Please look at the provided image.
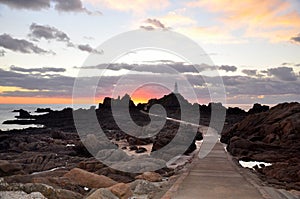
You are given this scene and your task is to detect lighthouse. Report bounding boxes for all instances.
[174,82,178,93]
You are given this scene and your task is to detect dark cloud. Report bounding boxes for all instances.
[144,18,167,29]
[53,0,102,15]
[0,34,54,55]
[0,49,5,56]
[29,23,70,42]
[282,62,300,67]
[77,44,103,54]
[28,23,101,54]
[140,26,155,31]
[0,0,50,10]
[218,65,237,72]
[242,69,257,76]
[0,65,299,104]
[267,67,297,81]
[291,33,300,43]
[77,62,216,74]
[10,65,66,73]
[0,0,101,15]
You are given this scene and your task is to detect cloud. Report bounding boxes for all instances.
[267,67,298,81]
[0,0,101,15]
[0,0,50,10]
[10,66,66,73]
[218,65,237,72]
[28,23,70,42]
[242,69,257,76]
[158,10,197,27]
[77,44,103,54]
[144,18,166,29]
[0,34,54,55]
[140,26,155,31]
[0,64,299,104]
[77,62,216,74]
[187,0,300,42]
[291,33,300,43]
[53,0,102,15]
[28,23,101,54]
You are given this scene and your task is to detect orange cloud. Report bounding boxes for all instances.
[83,0,170,13]
[159,10,197,27]
[187,0,300,42]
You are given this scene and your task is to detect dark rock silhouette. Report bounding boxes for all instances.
[221,102,300,190]
[248,103,269,114]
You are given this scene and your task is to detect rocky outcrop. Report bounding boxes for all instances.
[13,109,32,119]
[248,103,269,114]
[221,102,300,190]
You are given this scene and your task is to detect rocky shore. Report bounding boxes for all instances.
[221,102,300,191]
[1,92,294,198]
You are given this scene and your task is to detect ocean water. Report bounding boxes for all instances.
[0,104,94,131]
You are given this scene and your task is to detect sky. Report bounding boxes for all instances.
[0,0,299,106]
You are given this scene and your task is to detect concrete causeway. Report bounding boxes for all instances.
[163,142,300,199]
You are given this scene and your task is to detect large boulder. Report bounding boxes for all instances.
[63,168,117,188]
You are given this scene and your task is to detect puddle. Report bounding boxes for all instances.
[239,160,272,169]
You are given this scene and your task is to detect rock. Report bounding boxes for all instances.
[51,131,66,139]
[135,171,162,182]
[109,183,133,199]
[96,149,132,163]
[36,108,53,113]
[63,168,117,188]
[2,182,83,199]
[221,102,300,190]
[13,109,31,119]
[130,180,160,195]
[135,147,147,153]
[0,160,23,176]
[54,189,83,199]
[0,191,46,199]
[248,103,269,114]
[86,188,118,199]
[129,145,138,151]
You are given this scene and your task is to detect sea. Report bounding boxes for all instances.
[0,104,94,131]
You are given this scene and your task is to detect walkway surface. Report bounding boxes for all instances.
[164,141,300,199]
